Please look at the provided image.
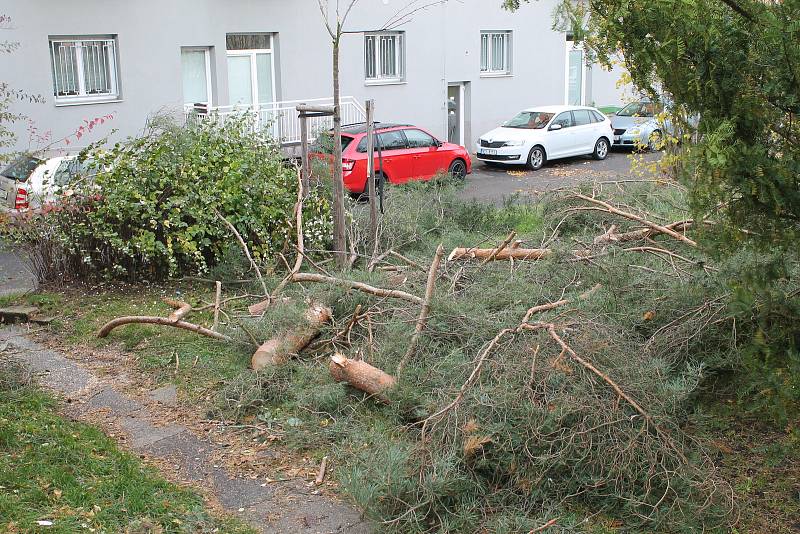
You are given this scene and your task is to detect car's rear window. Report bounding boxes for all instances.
[311,132,355,154]
[1,155,42,182]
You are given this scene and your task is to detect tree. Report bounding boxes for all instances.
[316,0,445,268]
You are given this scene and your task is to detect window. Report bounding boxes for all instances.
[590,110,607,122]
[404,129,437,148]
[377,130,407,150]
[181,48,212,106]
[504,111,554,129]
[552,112,574,129]
[365,32,405,83]
[50,36,119,104]
[480,31,512,75]
[572,109,592,126]
[226,33,275,107]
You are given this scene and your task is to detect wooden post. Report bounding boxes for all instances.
[299,104,310,193]
[365,99,378,247]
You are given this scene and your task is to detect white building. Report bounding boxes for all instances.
[3,0,632,154]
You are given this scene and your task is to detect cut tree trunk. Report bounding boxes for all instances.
[448,247,553,262]
[329,353,396,401]
[251,303,333,370]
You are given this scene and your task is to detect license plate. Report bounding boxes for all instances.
[479,148,497,155]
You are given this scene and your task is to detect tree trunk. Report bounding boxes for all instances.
[331,29,347,268]
[329,353,396,401]
[251,303,332,370]
[448,247,553,262]
[366,99,378,248]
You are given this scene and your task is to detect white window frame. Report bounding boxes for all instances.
[226,47,277,108]
[49,36,120,105]
[364,32,405,85]
[480,31,512,76]
[181,47,213,108]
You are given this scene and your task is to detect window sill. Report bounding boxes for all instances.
[54,98,122,107]
[480,72,513,78]
[364,79,407,87]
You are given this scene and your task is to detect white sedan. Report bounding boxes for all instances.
[476,105,614,170]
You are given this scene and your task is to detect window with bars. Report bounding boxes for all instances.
[364,32,404,83]
[50,37,119,103]
[480,31,512,75]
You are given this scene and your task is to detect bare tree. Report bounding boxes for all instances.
[316,0,446,269]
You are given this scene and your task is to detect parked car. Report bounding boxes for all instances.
[310,123,472,195]
[476,105,613,170]
[1,154,96,212]
[610,100,665,150]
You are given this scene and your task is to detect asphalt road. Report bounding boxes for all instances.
[461,149,662,203]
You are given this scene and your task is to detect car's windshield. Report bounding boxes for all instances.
[0,155,42,182]
[504,111,555,129]
[617,102,656,117]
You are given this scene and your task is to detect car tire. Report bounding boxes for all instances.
[448,159,467,179]
[356,173,385,201]
[648,130,663,151]
[527,146,546,170]
[593,138,610,160]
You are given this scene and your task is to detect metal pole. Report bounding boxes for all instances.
[299,104,310,193]
[365,100,378,245]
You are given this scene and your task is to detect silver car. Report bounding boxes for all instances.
[610,101,665,150]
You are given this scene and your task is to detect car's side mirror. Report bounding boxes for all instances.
[549,123,563,131]
[435,140,443,148]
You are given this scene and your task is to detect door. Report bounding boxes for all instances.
[376,130,410,183]
[403,128,444,180]
[227,50,276,133]
[447,84,463,146]
[566,44,585,106]
[546,111,576,158]
[570,109,596,154]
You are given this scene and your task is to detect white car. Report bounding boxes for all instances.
[1,154,94,212]
[476,105,614,170]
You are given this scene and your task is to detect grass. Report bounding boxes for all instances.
[0,364,254,534]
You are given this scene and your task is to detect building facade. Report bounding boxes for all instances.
[3,0,633,154]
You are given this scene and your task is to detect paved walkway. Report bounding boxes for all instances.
[1,327,370,534]
[0,243,35,297]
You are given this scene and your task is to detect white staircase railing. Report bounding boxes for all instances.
[185,97,367,145]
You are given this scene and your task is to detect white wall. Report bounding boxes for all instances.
[2,0,628,155]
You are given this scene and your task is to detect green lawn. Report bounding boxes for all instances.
[0,374,254,534]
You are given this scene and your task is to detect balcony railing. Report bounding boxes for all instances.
[184,96,367,145]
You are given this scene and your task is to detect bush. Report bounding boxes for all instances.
[7,114,332,281]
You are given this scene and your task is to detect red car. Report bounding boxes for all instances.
[311,123,472,194]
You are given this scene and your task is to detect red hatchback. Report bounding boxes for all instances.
[311,123,472,194]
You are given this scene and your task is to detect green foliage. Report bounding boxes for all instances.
[505,0,800,424]
[0,362,253,533]
[7,114,332,281]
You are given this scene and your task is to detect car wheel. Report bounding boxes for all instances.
[527,146,546,170]
[593,138,609,160]
[648,130,663,151]
[356,173,385,201]
[448,159,467,179]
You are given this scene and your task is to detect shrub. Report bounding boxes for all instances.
[7,113,332,281]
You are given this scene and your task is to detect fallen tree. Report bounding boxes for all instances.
[329,352,396,401]
[251,303,332,369]
[97,299,231,341]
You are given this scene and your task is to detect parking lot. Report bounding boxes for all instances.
[462,149,662,203]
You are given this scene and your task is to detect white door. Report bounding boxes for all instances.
[570,109,596,154]
[565,44,586,106]
[547,111,577,159]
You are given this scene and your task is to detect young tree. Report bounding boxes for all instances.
[316,0,445,268]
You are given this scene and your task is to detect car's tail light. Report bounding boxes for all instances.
[342,159,355,171]
[15,187,29,210]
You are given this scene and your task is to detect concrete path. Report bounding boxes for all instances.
[0,242,35,297]
[0,327,370,534]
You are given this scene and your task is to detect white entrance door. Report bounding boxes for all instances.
[565,43,586,106]
[227,50,276,132]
